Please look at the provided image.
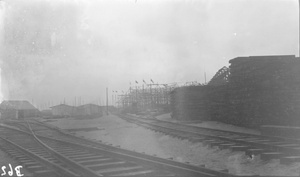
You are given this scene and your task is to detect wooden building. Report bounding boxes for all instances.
[170,55,300,128]
[0,100,39,119]
[76,104,103,117]
[50,104,76,117]
[50,104,103,118]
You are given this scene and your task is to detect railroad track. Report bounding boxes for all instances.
[0,124,79,177]
[117,114,300,164]
[0,120,235,177]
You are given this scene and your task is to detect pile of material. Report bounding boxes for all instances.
[226,55,300,127]
[170,86,210,121]
[170,55,300,128]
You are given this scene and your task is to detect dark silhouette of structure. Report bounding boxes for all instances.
[171,55,300,128]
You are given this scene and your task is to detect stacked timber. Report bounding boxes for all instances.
[170,86,210,121]
[226,55,300,128]
[206,85,230,122]
[170,55,300,128]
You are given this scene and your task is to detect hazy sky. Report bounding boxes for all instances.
[0,0,299,108]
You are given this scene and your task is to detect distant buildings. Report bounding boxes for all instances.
[0,100,39,119]
[0,100,107,119]
[50,103,104,118]
[40,109,52,117]
[76,104,103,117]
[51,104,75,117]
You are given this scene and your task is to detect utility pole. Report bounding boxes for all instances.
[115,94,117,107]
[106,87,108,115]
[129,82,132,106]
[135,86,138,103]
[142,84,144,109]
[150,84,152,109]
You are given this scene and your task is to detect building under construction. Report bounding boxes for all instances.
[117,81,200,113]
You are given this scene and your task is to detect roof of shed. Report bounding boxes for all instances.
[77,104,101,108]
[0,100,37,110]
[50,104,75,108]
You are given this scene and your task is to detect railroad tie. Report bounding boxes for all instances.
[201,139,218,146]
[229,145,250,151]
[280,156,300,164]
[276,144,299,148]
[32,169,56,177]
[188,138,205,143]
[260,152,284,161]
[245,148,266,156]
[209,141,225,147]
[217,143,236,150]
[70,155,107,161]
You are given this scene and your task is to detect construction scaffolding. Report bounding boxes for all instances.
[117,81,200,113]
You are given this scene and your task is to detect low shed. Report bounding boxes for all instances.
[50,104,75,117]
[0,100,39,119]
[76,104,103,117]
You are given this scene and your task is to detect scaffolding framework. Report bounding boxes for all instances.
[117,84,167,111]
[116,81,202,113]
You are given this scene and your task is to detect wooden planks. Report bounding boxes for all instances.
[170,55,300,129]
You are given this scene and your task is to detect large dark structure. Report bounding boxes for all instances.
[170,86,211,121]
[170,55,300,128]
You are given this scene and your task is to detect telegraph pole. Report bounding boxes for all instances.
[106,87,108,115]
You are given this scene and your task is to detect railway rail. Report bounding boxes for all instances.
[0,123,79,177]
[117,114,300,164]
[0,120,235,177]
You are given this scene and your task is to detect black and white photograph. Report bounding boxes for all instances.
[0,0,299,176]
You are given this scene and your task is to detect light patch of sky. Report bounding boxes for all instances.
[0,1,5,102]
[0,0,298,107]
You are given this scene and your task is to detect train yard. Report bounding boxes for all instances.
[1,114,299,176]
[118,114,300,164]
[0,119,235,177]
